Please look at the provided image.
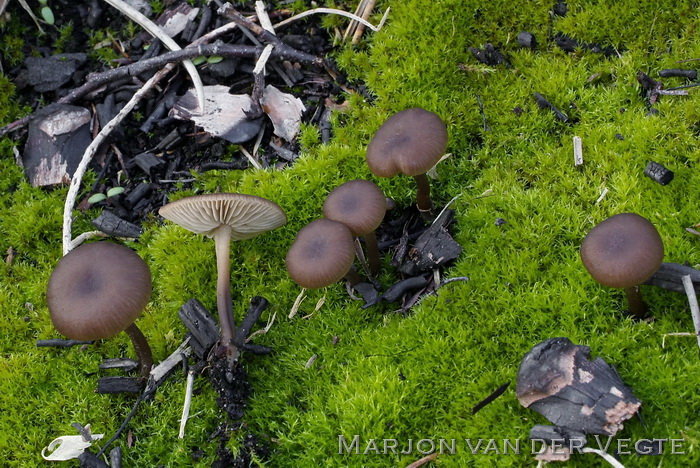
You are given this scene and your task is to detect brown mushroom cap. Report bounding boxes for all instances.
[159,193,287,239]
[322,179,386,236]
[580,213,664,288]
[47,242,152,341]
[286,219,355,289]
[366,108,448,177]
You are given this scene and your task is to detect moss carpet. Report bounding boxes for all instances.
[2,0,700,466]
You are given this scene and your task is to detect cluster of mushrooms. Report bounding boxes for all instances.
[44,104,670,391]
[286,107,450,290]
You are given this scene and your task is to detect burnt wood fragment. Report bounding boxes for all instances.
[644,262,700,294]
[78,450,110,468]
[362,275,430,309]
[36,339,93,347]
[109,447,123,468]
[99,358,139,372]
[25,53,87,92]
[354,282,380,305]
[178,299,219,359]
[233,296,270,347]
[96,376,143,394]
[398,210,462,276]
[534,92,569,123]
[517,337,641,436]
[91,210,142,238]
[644,161,674,185]
[22,104,92,187]
[131,152,165,176]
[517,31,536,49]
[123,182,153,209]
[529,424,587,446]
[658,68,697,80]
[553,0,567,16]
[469,43,510,67]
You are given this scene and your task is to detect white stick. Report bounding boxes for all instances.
[594,187,608,205]
[101,0,204,111]
[681,274,700,348]
[581,448,626,468]
[573,135,583,166]
[62,64,176,255]
[178,370,195,439]
[274,7,390,32]
[255,1,275,34]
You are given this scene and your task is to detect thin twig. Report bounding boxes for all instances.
[405,452,438,468]
[178,370,195,439]
[681,275,700,349]
[351,0,377,44]
[62,64,176,254]
[274,6,390,32]
[101,0,205,111]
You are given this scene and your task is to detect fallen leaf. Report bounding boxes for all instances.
[41,433,104,461]
[261,85,306,142]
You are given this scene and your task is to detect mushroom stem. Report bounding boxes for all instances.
[625,285,649,319]
[364,231,381,277]
[213,225,236,348]
[344,266,363,286]
[413,173,433,212]
[124,323,153,381]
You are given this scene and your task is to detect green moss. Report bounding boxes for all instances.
[2,0,700,466]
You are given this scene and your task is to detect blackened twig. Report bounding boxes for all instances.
[476,94,491,132]
[533,92,568,122]
[233,296,270,346]
[37,339,94,347]
[471,382,510,414]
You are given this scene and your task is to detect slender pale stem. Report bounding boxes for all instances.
[364,231,381,277]
[625,285,648,319]
[413,173,433,212]
[213,225,236,346]
[124,323,153,381]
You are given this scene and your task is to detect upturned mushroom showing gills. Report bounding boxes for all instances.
[366,108,448,213]
[286,218,359,289]
[159,193,286,362]
[47,242,153,380]
[322,179,386,276]
[580,213,664,319]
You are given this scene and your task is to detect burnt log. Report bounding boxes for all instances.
[178,299,219,359]
[516,337,640,436]
[91,210,142,238]
[398,210,462,276]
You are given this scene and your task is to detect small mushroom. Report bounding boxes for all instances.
[159,193,286,362]
[286,219,360,289]
[322,179,387,276]
[366,108,448,213]
[580,213,664,319]
[46,242,153,380]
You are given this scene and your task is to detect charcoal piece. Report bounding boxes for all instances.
[178,299,219,359]
[22,104,92,187]
[123,182,153,209]
[644,261,700,294]
[109,447,122,468]
[398,210,462,276]
[553,0,567,16]
[644,161,674,185]
[658,68,697,80]
[92,210,143,238]
[233,296,269,347]
[529,424,587,446]
[208,58,240,80]
[534,92,569,123]
[469,43,509,66]
[517,31,536,49]
[554,33,578,52]
[24,53,87,92]
[78,450,110,468]
[354,282,379,305]
[95,94,123,140]
[471,382,510,414]
[99,358,139,372]
[96,376,143,394]
[36,339,93,347]
[516,337,641,436]
[132,152,165,175]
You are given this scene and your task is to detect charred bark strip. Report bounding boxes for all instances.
[178,299,219,360]
[517,337,641,436]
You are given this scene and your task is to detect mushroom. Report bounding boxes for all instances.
[46,242,153,380]
[366,108,448,213]
[322,179,387,276]
[159,193,286,361]
[580,213,664,319]
[286,218,361,289]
